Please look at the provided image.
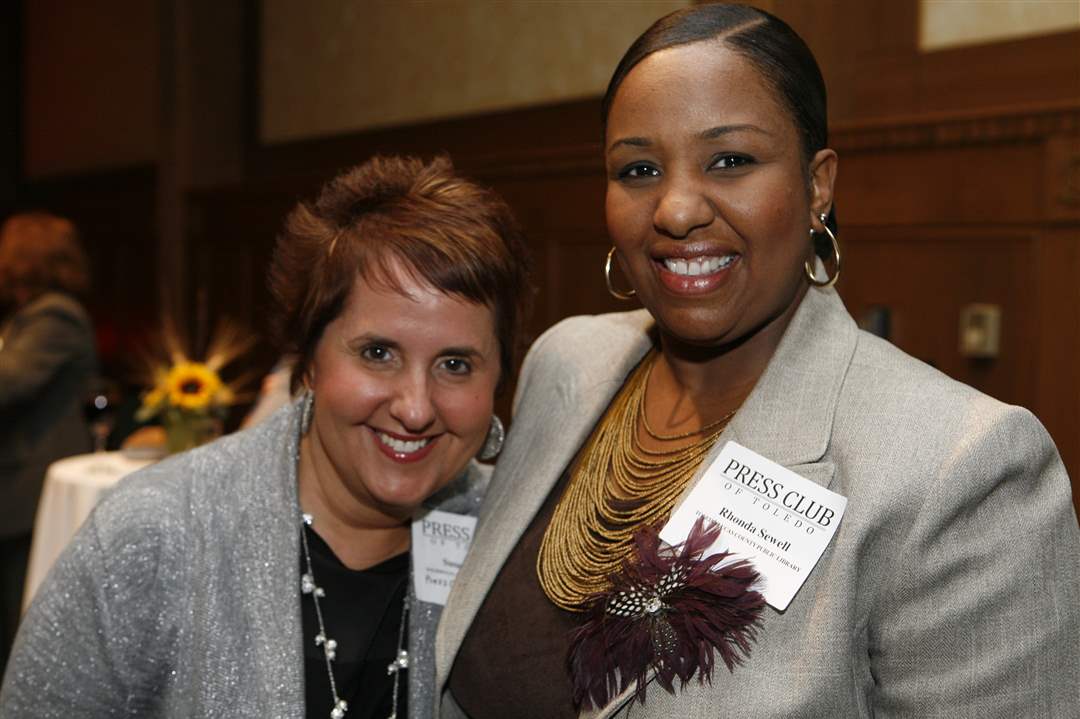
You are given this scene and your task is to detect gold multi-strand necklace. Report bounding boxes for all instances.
[537,350,737,612]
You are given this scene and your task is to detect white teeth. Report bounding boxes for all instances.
[377,432,431,454]
[663,255,735,276]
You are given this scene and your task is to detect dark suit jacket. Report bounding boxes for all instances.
[0,292,96,537]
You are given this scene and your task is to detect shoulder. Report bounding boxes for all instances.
[513,310,652,404]
[833,330,1065,506]
[18,292,91,326]
[93,405,298,553]
[844,330,1028,435]
[527,310,653,359]
[4,293,94,358]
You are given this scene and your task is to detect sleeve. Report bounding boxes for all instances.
[868,405,1080,717]
[0,302,91,407]
[0,502,179,717]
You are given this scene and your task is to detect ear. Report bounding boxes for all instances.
[808,148,838,229]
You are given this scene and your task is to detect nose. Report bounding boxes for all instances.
[653,176,714,239]
[388,371,437,433]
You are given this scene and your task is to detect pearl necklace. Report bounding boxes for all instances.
[300,513,410,719]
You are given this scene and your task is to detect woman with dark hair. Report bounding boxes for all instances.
[439,5,1079,717]
[1,156,531,718]
[0,212,96,676]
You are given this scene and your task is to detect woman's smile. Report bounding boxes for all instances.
[655,253,740,294]
[370,426,440,463]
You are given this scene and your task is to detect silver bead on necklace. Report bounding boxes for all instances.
[300,512,410,719]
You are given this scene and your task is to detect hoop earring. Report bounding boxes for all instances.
[804,213,841,288]
[478,415,505,461]
[604,247,636,300]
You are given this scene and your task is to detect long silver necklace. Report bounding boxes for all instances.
[300,512,410,719]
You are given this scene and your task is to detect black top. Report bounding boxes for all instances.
[450,357,646,719]
[301,528,408,719]
[448,464,579,719]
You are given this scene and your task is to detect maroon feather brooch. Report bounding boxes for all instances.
[568,516,765,709]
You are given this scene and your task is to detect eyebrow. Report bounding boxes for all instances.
[347,333,396,349]
[607,124,772,153]
[440,346,484,359]
[699,124,772,139]
[347,335,484,358]
[607,136,651,153]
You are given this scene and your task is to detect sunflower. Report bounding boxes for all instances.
[141,385,166,410]
[165,361,224,411]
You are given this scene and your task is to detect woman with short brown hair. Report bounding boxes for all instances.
[2,156,531,719]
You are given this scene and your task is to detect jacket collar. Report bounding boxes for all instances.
[725,287,856,470]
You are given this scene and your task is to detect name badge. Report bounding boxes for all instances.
[660,441,847,611]
[410,509,477,606]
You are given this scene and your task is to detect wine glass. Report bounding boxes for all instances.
[83,379,117,453]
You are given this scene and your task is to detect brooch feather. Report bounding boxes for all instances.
[567,516,765,709]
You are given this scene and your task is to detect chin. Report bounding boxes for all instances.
[374,476,455,513]
[655,310,742,347]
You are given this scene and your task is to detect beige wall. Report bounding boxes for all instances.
[23,0,158,178]
[260,0,688,144]
[920,0,1080,51]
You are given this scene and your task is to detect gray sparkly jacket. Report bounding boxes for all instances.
[0,398,489,718]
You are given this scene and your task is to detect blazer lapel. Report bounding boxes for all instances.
[726,288,857,474]
[434,312,656,699]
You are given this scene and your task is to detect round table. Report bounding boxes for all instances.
[22,451,156,611]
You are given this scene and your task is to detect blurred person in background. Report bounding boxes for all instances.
[0,212,97,675]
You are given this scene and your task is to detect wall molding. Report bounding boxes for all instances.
[246,99,1080,186]
[832,101,1080,153]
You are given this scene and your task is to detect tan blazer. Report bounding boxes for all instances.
[435,287,1080,718]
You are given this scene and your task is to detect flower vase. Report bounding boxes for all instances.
[163,411,220,454]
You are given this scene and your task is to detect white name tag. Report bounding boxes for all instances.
[410,509,477,606]
[660,441,847,611]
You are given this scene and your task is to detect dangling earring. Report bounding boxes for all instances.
[804,212,841,288]
[478,415,505,461]
[604,247,636,300]
[300,390,314,434]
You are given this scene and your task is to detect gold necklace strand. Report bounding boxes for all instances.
[537,350,737,611]
[639,356,738,441]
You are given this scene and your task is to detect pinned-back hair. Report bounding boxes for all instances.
[602,3,828,163]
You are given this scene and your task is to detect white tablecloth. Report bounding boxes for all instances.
[22,451,155,611]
